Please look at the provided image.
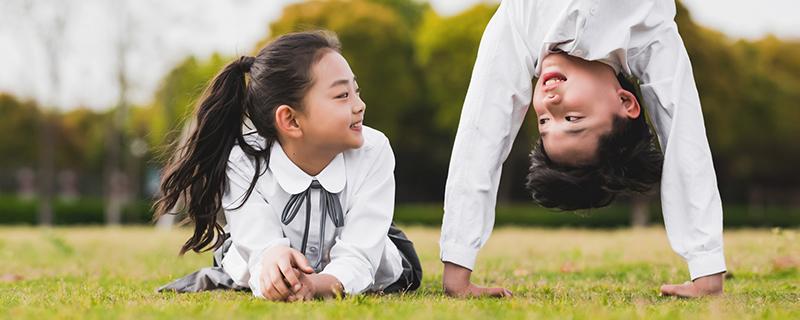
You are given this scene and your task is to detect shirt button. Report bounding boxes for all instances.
[573,49,584,56]
[308,246,318,254]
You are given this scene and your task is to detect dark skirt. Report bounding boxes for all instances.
[157,223,422,294]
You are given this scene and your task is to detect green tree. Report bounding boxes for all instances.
[414,4,498,134]
[0,94,40,169]
[145,54,229,149]
[367,0,428,29]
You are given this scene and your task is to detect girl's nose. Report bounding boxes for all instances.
[354,96,366,113]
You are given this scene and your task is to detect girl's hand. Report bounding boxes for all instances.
[259,246,315,301]
[287,270,316,302]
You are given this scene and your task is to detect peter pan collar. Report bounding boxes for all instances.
[269,141,346,195]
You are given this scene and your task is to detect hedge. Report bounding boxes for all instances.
[1,195,798,227]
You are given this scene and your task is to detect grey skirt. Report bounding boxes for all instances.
[158,223,422,295]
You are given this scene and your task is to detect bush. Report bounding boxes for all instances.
[0,195,154,225]
[0,195,798,227]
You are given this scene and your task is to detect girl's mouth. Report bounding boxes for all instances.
[350,120,362,130]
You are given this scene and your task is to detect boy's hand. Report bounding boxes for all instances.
[259,246,315,301]
[660,272,724,298]
[443,261,512,298]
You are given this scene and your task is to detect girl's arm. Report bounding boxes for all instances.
[222,145,302,299]
[628,3,726,286]
[318,135,396,295]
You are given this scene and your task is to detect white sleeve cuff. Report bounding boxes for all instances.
[687,249,727,281]
[440,241,479,271]
[320,262,367,295]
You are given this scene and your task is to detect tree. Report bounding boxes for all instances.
[144,54,229,150]
[0,94,40,169]
[414,4,498,134]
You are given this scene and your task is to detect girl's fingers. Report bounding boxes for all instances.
[260,267,277,300]
[268,265,291,298]
[278,259,302,292]
[290,250,315,274]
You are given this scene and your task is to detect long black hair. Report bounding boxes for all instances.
[154,31,342,255]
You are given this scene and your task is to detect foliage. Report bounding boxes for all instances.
[1,1,799,204]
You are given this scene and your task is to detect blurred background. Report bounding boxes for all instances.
[1,0,798,228]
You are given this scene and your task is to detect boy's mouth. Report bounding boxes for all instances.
[350,120,363,130]
[541,72,567,88]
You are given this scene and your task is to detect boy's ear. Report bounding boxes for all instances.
[618,89,641,119]
[275,105,303,139]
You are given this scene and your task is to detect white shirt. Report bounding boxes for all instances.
[440,0,726,280]
[221,126,403,296]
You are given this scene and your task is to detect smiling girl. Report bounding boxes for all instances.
[154,31,421,301]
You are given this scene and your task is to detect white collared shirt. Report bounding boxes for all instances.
[220,126,403,297]
[440,0,726,280]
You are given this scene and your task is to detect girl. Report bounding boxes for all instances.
[154,31,422,301]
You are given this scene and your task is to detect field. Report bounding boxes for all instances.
[1,226,798,319]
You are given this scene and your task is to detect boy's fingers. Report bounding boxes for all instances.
[473,286,512,298]
[660,283,697,298]
[290,251,315,274]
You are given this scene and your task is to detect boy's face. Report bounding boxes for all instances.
[532,53,640,166]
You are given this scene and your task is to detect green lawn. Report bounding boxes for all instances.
[1,226,798,319]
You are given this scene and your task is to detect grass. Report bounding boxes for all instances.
[1,226,798,319]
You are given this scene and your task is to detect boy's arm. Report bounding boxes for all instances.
[440,0,535,297]
[628,6,726,290]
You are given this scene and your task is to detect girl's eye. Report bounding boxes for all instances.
[565,116,582,122]
[336,92,349,99]
[539,118,549,125]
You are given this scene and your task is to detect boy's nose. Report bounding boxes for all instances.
[545,93,562,105]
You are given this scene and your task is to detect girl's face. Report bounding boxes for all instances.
[297,50,365,154]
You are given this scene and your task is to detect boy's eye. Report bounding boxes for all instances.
[565,116,582,122]
[538,118,549,125]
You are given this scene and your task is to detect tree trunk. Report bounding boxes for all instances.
[630,195,650,228]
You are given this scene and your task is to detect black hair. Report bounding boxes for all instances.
[154,31,342,254]
[525,74,664,210]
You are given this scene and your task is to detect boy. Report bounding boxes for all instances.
[440,0,725,298]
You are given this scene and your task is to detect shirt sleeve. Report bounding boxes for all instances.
[628,11,726,280]
[222,146,291,298]
[439,0,536,270]
[320,139,396,294]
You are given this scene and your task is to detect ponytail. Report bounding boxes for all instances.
[154,56,255,255]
